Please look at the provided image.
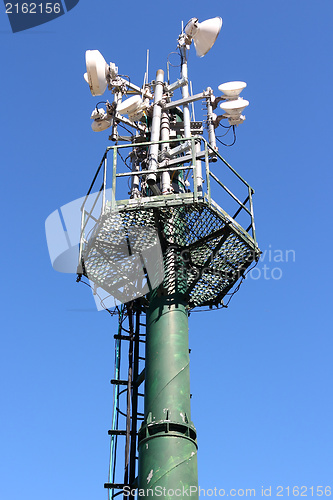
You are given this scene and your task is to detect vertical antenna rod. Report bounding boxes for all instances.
[179,46,203,195]
[147,69,164,192]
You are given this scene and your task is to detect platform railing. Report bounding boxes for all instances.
[78,136,258,270]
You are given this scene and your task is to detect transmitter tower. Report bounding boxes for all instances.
[78,16,260,500]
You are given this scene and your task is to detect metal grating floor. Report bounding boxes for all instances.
[81,199,260,309]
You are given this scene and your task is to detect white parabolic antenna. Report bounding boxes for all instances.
[218,81,247,98]
[91,119,111,132]
[117,95,143,115]
[185,17,222,57]
[90,107,111,132]
[220,98,249,116]
[85,50,109,96]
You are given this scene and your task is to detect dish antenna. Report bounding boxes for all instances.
[184,16,222,57]
[220,98,249,116]
[218,81,247,99]
[117,95,145,121]
[220,98,249,126]
[84,50,118,96]
[117,95,143,115]
[90,108,112,132]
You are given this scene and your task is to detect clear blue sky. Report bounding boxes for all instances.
[1,1,333,499]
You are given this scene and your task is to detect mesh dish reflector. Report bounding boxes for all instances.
[193,17,222,57]
[218,81,247,97]
[85,50,108,96]
[220,98,249,116]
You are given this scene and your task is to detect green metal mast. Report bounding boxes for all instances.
[138,294,198,496]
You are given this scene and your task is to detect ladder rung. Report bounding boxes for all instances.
[108,430,127,436]
[104,483,126,490]
[110,379,128,386]
[108,430,137,436]
[114,334,133,341]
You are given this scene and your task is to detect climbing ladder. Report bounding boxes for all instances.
[104,302,145,499]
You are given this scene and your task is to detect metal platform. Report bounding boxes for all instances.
[79,137,260,309]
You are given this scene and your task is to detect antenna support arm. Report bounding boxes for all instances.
[162,90,209,110]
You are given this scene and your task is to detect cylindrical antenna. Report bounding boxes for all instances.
[180,47,202,194]
[160,110,171,194]
[206,91,217,150]
[147,69,164,190]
